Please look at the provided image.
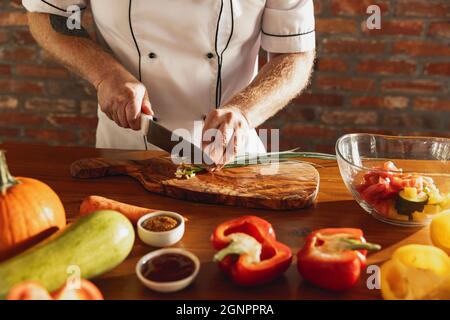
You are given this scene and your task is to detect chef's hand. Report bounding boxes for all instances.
[202,107,251,170]
[96,68,154,130]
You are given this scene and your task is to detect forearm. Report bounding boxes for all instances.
[225,51,315,128]
[27,12,130,88]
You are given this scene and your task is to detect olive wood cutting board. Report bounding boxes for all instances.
[70,156,320,210]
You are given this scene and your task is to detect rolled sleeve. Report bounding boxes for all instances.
[22,0,87,17]
[261,0,316,53]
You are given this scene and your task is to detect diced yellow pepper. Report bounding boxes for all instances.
[404,187,418,199]
[412,211,429,222]
[423,204,442,215]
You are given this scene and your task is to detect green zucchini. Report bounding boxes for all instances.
[395,189,429,217]
[0,210,135,299]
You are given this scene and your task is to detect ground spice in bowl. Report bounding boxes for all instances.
[142,215,179,232]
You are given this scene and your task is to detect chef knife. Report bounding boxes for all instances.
[141,114,214,165]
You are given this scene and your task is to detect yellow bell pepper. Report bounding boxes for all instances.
[381,244,450,300]
[430,211,450,255]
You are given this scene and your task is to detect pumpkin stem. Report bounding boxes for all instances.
[0,150,20,196]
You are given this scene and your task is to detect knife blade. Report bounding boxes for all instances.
[141,114,214,165]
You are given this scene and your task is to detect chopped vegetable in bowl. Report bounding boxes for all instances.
[355,161,449,224]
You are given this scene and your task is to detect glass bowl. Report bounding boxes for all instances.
[336,133,450,227]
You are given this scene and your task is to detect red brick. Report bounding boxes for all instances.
[294,93,344,107]
[48,115,98,129]
[0,112,44,126]
[314,0,323,14]
[413,98,450,112]
[321,111,378,125]
[356,60,416,75]
[8,0,23,9]
[0,127,21,138]
[317,58,348,72]
[80,100,98,116]
[0,12,28,26]
[0,79,44,94]
[25,98,77,113]
[15,64,69,79]
[381,80,443,93]
[272,107,316,123]
[316,19,357,34]
[0,47,36,61]
[316,76,376,92]
[282,125,338,140]
[424,63,450,77]
[351,96,409,109]
[26,128,77,143]
[362,20,424,36]
[429,21,450,38]
[383,114,434,129]
[322,38,385,54]
[392,41,450,57]
[331,0,390,16]
[0,31,8,44]
[0,64,11,76]
[12,30,36,45]
[0,96,18,109]
[396,0,450,18]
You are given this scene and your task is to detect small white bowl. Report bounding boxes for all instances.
[136,248,200,293]
[137,211,185,247]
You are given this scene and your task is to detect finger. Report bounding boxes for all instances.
[204,125,225,165]
[217,127,237,170]
[222,131,239,166]
[118,103,130,128]
[126,101,140,130]
[202,110,224,149]
[141,90,154,116]
[101,102,113,121]
[125,87,145,131]
[214,123,233,166]
[110,101,121,126]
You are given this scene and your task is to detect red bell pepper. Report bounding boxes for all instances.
[7,279,104,300]
[297,228,381,291]
[211,216,292,286]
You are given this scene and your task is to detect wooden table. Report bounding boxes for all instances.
[1,143,431,300]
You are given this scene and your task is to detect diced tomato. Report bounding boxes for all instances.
[356,161,437,219]
[383,161,400,172]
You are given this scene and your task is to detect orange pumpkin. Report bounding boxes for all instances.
[0,150,66,261]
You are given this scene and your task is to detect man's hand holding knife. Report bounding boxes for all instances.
[96,67,154,131]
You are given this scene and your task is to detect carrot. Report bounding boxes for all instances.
[79,195,156,224]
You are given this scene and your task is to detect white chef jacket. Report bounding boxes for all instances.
[23,0,315,152]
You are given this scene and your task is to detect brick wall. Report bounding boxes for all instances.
[1,0,449,152]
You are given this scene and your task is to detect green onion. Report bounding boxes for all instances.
[175,151,336,179]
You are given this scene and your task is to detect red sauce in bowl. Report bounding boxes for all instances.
[141,253,196,282]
